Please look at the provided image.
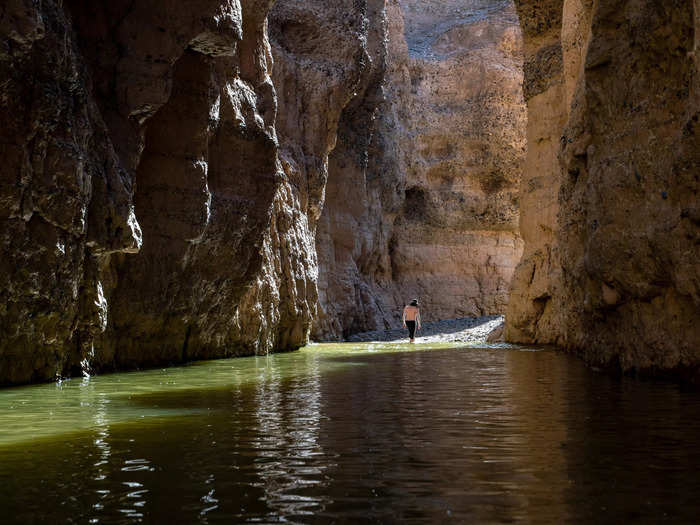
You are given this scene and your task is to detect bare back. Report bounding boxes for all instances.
[403,305,419,321]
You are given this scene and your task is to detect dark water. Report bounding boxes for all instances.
[1,342,700,524]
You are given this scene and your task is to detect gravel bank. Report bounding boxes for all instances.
[346,316,505,344]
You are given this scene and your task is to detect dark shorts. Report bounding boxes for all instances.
[406,320,416,339]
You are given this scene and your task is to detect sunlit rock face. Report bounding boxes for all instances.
[507,0,700,376]
[314,0,526,339]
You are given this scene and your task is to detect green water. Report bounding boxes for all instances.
[1,342,700,523]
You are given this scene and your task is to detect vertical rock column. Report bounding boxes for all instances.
[99,0,287,369]
[556,0,700,371]
[508,0,700,375]
[269,0,391,340]
[505,0,567,344]
[311,0,393,339]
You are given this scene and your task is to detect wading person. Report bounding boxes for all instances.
[402,299,421,343]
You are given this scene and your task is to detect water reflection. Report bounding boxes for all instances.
[251,352,328,519]
[504,349,572,523]
[1,345,700,523]
[562,370,700,523]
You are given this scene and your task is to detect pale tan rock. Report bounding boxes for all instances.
[315,0,526,339]
[486,321,505,343]
[505,0,567,345]
[507,0,700,377]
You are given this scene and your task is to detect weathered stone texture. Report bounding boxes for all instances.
[315,0,526,339]
[0,0,396,385]
[505,0,567,344]
[270,0,389,342]
[507,0,700,376]
[0,0,143,384]
[0,0,300,383]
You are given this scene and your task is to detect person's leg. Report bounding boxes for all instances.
[407,321,416,342]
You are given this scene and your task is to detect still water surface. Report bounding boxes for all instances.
[1,343,700,523]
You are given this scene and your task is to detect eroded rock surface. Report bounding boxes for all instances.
[507,0,700,376]
[0,0,393,384]
[0,0,294,383]
[267,0,389,346]
[0,0,144,384]
[315,0,526,339]
[10,0,695,385]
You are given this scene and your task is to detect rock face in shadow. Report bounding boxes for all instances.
[0,0,146,384]
[0,0,290,384]
[314,0,526,339]
[507,0,700,376]
[0,0,392,385]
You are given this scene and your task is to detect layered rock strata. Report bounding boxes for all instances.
[315,0,526,339]
[507,0,700,376]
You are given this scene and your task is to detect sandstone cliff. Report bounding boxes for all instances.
[506,0,700,376]
[314,0,526,339]
[0,0,392,385]
[9,0,694,386]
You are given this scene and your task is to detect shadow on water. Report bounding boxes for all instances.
[1,345,700,523]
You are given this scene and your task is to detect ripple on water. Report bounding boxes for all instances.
[1,343,700,523]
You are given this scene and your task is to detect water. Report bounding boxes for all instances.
[1,342,700,524]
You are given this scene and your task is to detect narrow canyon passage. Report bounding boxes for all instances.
[2,0,699,522]
[314,0,526,340]
[0,0,697,386]
[2,343,700,524]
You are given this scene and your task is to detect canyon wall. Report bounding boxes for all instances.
[11,0,694,385]
[314,0,526,339]
[507,0,700,375]
[0,0,386,385]
[0,0,149,384]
